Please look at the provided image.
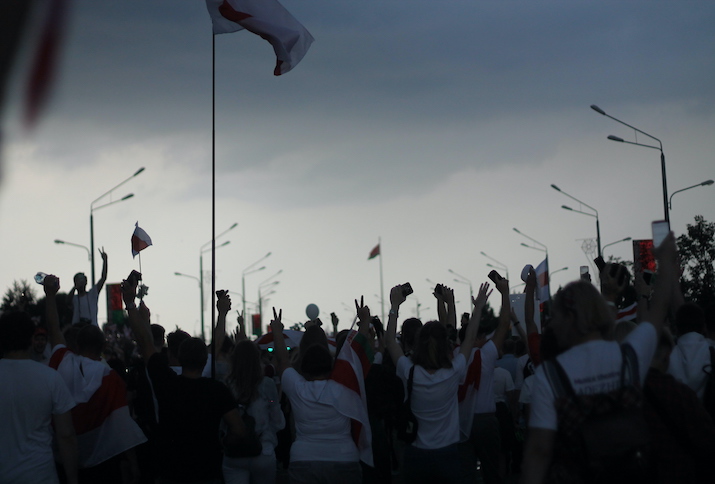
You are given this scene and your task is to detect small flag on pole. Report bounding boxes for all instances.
[368,244,380,260]
[535,257,550,302]
[205,0,314,76]
[131,223,152,258]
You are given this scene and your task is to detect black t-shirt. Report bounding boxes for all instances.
[147,353,236,482]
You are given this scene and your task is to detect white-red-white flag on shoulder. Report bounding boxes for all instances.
[205,0,314,76]
[131,222,152,258]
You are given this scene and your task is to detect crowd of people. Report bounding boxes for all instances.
[1,231,715,484]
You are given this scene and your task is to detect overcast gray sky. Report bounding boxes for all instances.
[2,0,714,336]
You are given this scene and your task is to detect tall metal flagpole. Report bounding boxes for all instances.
[379,237,384,323]
[210,32,217,379]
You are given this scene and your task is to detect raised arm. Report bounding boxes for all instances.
[459,282,492,360]
[43,275,66,349]
[642,232,678,336]
[434,284,447,325]
[444,285,457,329]
[270,308,289,377]
[355,296,372,337]
[385,284,407,363]
[524,268,538,336]
[122,271,155,363]
[235,311,247,342]
[491,277,512,355]
[214,290,230,353]
[96,248,108,293]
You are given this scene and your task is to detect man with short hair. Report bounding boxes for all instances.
[0,310,78,484]
[122,272,246,484]
[68,247,108,326]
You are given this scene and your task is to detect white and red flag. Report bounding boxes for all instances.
[131,222,152,258]
[205,0,314,76]
[535,257,550,303]
[49,346,147,467]
[329,330,374,466]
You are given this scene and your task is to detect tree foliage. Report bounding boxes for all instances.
[677,215,715,308]
[1,279,39,315]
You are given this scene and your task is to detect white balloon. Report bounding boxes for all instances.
[305,303,319,320]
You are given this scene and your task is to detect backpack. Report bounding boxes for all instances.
[543,343,649,484]
[702,346,715,421]
[222,404,263,458]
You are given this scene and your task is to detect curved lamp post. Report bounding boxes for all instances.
[90,167,145,285]
[551,184,601,258]
[668,180,714,209]
[591,105,669,224]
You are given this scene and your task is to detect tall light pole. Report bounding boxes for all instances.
[591,105,669,225]
[257,270,282,335]
[513,228,548,256]
[242,252,271,319]
[198,222,237,340]
[449,268,474,310]
[551,184,601,258]
[89,167,145,285]
[669,180,714,209]
[174,272,201,338]
[480,251,510,281]
[54,239,91,261]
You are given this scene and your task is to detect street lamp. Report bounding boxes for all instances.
[551,266,568,277]
[668,180,714,209]
[591,105,669,224]
[513,228,548,256]
[480,252,510,281]
[551,184,602,258]
[257,271,282,333]
[90,167,145,285]
[602,237,632,256]
[174,272,201,338]
[242,252,271,319]
[54,239,91,261]
[449,268,474,310]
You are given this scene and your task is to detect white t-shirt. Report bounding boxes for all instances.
[72,286,100,326]
[668,331,712,399]
[281,368,359,462]
[514,353,531,390]
[397,353,467,449]
[519,375,535,405]
[0,359,76,484]
[473,340,499,414]
[492,366,515,404]
[529,322,657,431]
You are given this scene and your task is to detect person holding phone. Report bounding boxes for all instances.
[385,282,489,483]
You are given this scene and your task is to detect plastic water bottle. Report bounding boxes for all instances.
[34,272,48,285]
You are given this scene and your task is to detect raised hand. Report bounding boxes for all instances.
[472,282,493,310]
[121,271,141,306]
[496,277,509,295]
[526,267,537,290]
[355,296,371,322]
[216,290,231,314]
[270,307,283,334]
[390,284,407,308]
[99,247,108,262]
[43,274,60,296]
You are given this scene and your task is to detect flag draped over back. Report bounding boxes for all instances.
[329,330,374,466]
[49,346,147,467]
[368,244,380,260]
[206,0,314,76]
[457,348,482,440]
[131,222,152,258]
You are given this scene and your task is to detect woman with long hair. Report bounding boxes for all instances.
[385,282,495,483]
[520,233,677,484]
[223,339,285,484]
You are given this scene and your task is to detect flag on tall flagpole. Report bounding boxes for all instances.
[368,243,380,260]
[131,222,152,258]
[205,0,314,76]
[329,330,374,466]
[535,257,550,303]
